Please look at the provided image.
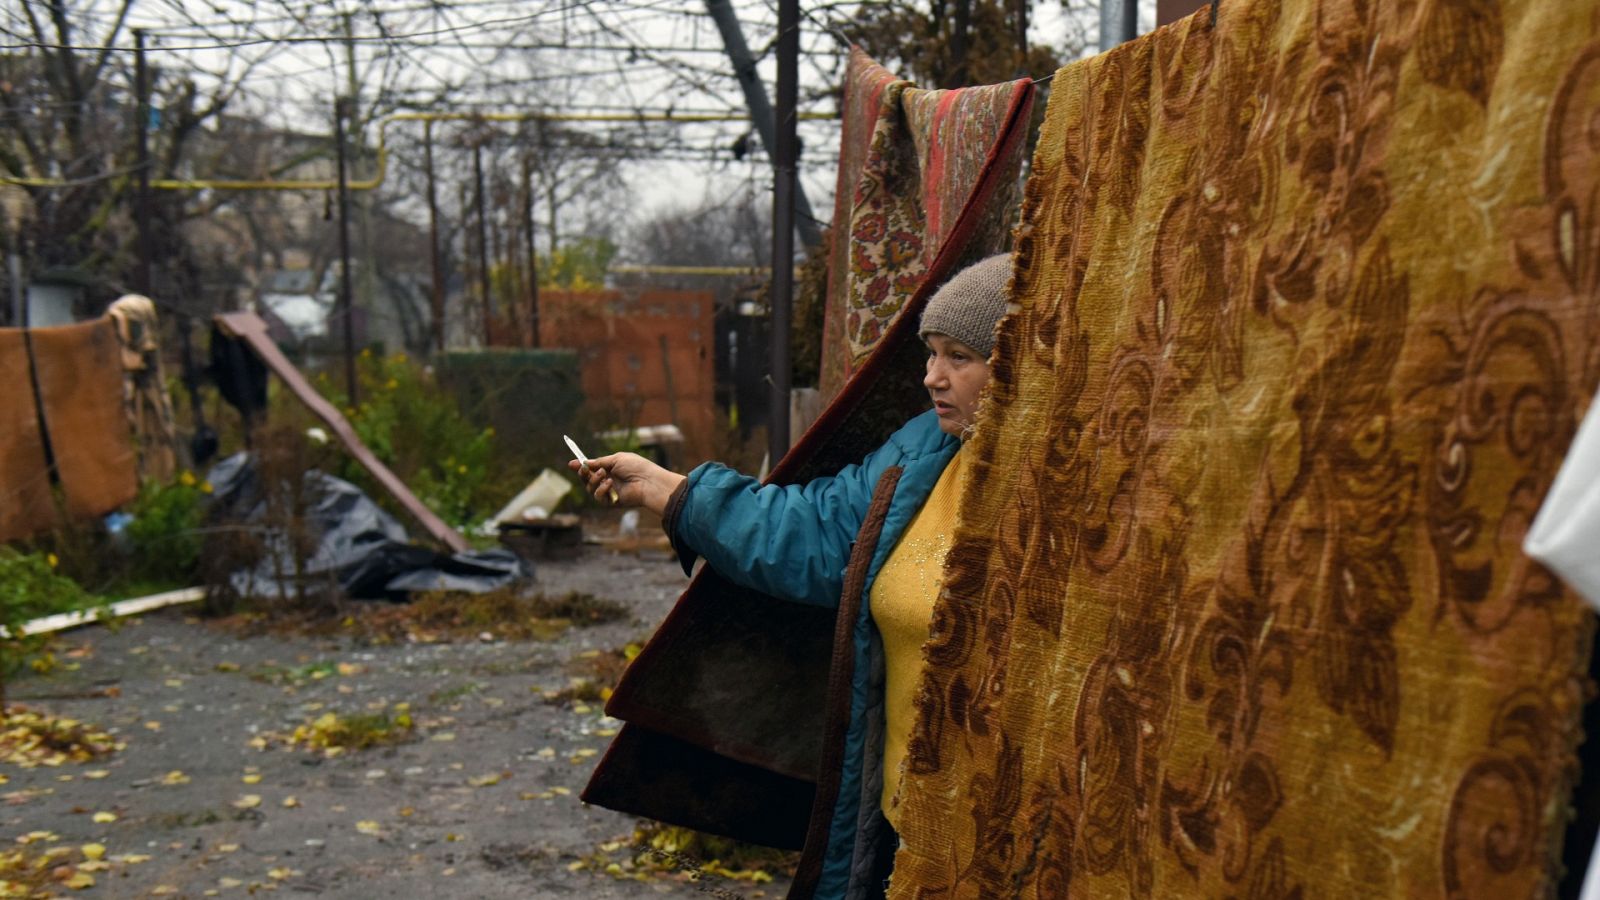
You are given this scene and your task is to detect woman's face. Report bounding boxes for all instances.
[924,333,991,437]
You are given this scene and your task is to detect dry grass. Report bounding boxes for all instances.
[211,587,628,646]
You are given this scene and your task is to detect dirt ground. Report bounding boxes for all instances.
[3,536,795,900]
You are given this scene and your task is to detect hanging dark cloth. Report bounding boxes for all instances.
[209,321,269,426]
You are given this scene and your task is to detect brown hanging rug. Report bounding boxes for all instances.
[31,319,139,521]
[0,328,55,543]
[890,0,1600,896]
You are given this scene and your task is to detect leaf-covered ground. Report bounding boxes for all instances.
[1,546,794,899]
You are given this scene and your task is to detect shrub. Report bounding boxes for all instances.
[329,351,495,529]
[123,472,209,586]
[0,549,100,708]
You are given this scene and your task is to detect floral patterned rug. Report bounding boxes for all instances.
[818,49,1034,402]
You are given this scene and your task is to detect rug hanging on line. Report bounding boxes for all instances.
[0,329,55,543]
[30,318,139,520]
[817,48,1033,402]
[891,0,1600,896]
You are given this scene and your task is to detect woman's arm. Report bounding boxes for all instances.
[570,448,884,606]
[669,461,882,606]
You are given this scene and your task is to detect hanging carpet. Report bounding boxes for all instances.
[889,0,1600,897]
[30,319,139,520]
[817,49,1034,401]
[0,329,55,543]
[583,60,1034,851]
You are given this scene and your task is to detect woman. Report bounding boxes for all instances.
[571,254,1010,899]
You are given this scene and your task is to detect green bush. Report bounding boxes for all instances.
[329,350,495,529]
[123,473,208,585]
[0,548,96,625]
[0,549,102,703]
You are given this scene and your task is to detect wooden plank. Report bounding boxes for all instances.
[213,311,469,552]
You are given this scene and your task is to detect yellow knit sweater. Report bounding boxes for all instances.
[870,448,965,828]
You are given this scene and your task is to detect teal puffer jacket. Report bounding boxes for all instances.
[668,410,959,900]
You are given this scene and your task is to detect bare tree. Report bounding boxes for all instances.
[0,0,279,316]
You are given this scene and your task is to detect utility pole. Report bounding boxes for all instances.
[705,0,821,250]
[521,153,540,347]
[135,29,205,459]
[423,120,446,354]
[472,137,492,348]
[343,13,377,339]
[768,0,798,460]
[947,0,972,87]
[133,29,153,295]
[1100,0,1139,51]
[334,96,358,404]
[1010,0,1029,76]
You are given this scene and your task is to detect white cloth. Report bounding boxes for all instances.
[1528,394,1600,899]
[1526,395,1600,610]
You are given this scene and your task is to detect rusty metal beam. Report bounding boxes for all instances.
[213,310,470,553]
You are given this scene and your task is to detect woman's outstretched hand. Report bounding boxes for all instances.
[568,452,686,517]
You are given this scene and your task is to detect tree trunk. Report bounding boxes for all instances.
[946,0,972,88]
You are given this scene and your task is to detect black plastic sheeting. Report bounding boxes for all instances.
[206,453,528,600]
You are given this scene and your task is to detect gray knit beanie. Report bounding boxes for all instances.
[918,253,1012,357]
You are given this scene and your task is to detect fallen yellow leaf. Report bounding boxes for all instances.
[151,885,178,895]
[241,774,262,784]
[430,732,456,742]
[143,721,161,731]
[91,812,116,824]
[160,771,190,786]
[217,844,240,853]
[214,662,240,672]
[268,867,293,880]
[282,796,300,808]
[355,820,381,835]
[232,794,261,809]
[83,770,108,780]
[111,853,150,864]
[80,843,104,861]
[468,774,500,787]
[63,872,94,889]
[218,877,243,888]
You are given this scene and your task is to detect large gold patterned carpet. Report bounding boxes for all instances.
[892,0,1600,896]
